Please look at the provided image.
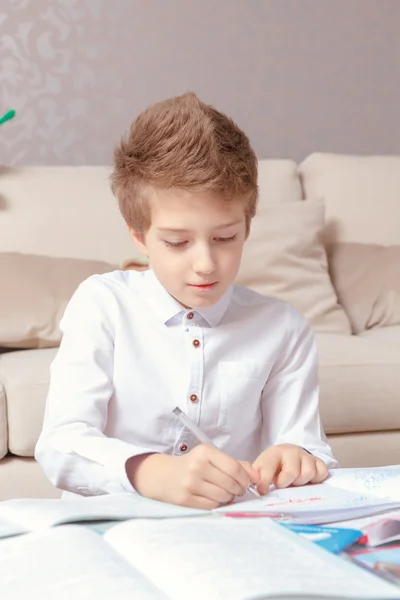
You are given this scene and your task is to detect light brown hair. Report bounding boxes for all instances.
[111,92,258,235]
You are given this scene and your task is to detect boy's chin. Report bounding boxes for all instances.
[174,288,225,310]
[186,290,228,307]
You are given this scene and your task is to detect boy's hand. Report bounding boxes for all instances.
[126,445,260,509]
[252,444,328,495]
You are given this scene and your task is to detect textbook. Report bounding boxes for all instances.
[328,510,400,547]
[1,518,399,600]
[0,492,205,539]
[1,466,400,540]
[348,543,400,587]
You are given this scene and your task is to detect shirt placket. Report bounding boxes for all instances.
[174,310,204,455]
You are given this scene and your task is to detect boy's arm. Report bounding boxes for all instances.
[35,277,157,496]
[260,306,338,469]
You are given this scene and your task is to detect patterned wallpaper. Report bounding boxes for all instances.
[0,0,131,164]
[1,0,400,165]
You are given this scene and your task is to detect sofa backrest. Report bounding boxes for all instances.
[0,166,137,265]
[299,153,400,245]
[0,161,301,265]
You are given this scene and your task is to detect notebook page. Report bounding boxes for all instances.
[0,525,169,600]
[0,492,206,530]
[0,517,27,539]
[104,517,400,600]
[217,482,400,523]
[324,467,400,499]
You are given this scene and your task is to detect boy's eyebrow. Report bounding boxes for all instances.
[157,220,242,233]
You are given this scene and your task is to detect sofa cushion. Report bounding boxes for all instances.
[0,253,115,349]
[0,381,7,459]
[257,159,302,204]
[299,153,400,245]
[328,243,400,334]
[0,166,142,264]
[316,332,400,435]
[236,199,351,334]
[0,348,57,456]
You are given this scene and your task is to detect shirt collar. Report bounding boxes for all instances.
[138,269,232,327]
[196,286,233,327]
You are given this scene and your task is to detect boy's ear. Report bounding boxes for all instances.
[128,227,148,256]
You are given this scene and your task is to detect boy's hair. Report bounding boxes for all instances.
[111,92,258,235]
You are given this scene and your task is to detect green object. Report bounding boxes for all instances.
[0,109,16,126]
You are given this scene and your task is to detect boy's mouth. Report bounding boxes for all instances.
[188,282,217,292]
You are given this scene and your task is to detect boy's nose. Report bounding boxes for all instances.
[193,249,216,275]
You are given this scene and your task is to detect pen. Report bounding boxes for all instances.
[173,406,261,498]
[222,512,292,520]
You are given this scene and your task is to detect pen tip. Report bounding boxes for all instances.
[172,407,181,416]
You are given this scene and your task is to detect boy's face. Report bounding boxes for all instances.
[130,189,247,309]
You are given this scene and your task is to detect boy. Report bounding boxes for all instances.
[35,93,337,508]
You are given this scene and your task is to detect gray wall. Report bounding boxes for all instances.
[1,0,399,165]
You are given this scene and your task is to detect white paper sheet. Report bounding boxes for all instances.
[0,525,168,600]
[0,492,206,531]
[324,466,400,498]
[216,467,400,524]
[105,517,400,600]
[217,482,400,523]
[0,517,27,539]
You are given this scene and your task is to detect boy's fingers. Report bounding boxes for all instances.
[207,448,251,491]
[195,480,236,505]
[239,460,261,484]
[204,466,247,497]
[255,454,281,495]
[291,456,319,486]
[274,455,301,488]
[310,459,329,483]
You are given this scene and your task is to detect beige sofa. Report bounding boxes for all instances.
[0,154,399,500]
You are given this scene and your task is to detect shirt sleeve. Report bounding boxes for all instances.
[35,276,158,496]
[260,305,339,469]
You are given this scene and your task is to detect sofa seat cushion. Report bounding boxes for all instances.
[316,332,400,435]
[360,326,400,345]
[0,456,61,500]
[0,348,57,457]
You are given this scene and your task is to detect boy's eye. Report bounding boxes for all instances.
[164,235,237,248]
[215,235,237,243]
[164,240,188,248]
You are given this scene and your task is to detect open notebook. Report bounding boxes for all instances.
[0,466,399,540]
[0,491,205,539]
[1,518,399,600]
[219,466,400,523]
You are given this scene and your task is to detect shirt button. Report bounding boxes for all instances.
[192,339,200,348]
[179,444,188,452]
[187,312,194,320]
[190,394,198,403]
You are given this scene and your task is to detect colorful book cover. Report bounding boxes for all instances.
[348,543,400,587]
[281,523,363,554]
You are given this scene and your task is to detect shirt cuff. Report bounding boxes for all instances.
[49,430,160,495]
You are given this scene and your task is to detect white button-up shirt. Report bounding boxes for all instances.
[35,269,337,497]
